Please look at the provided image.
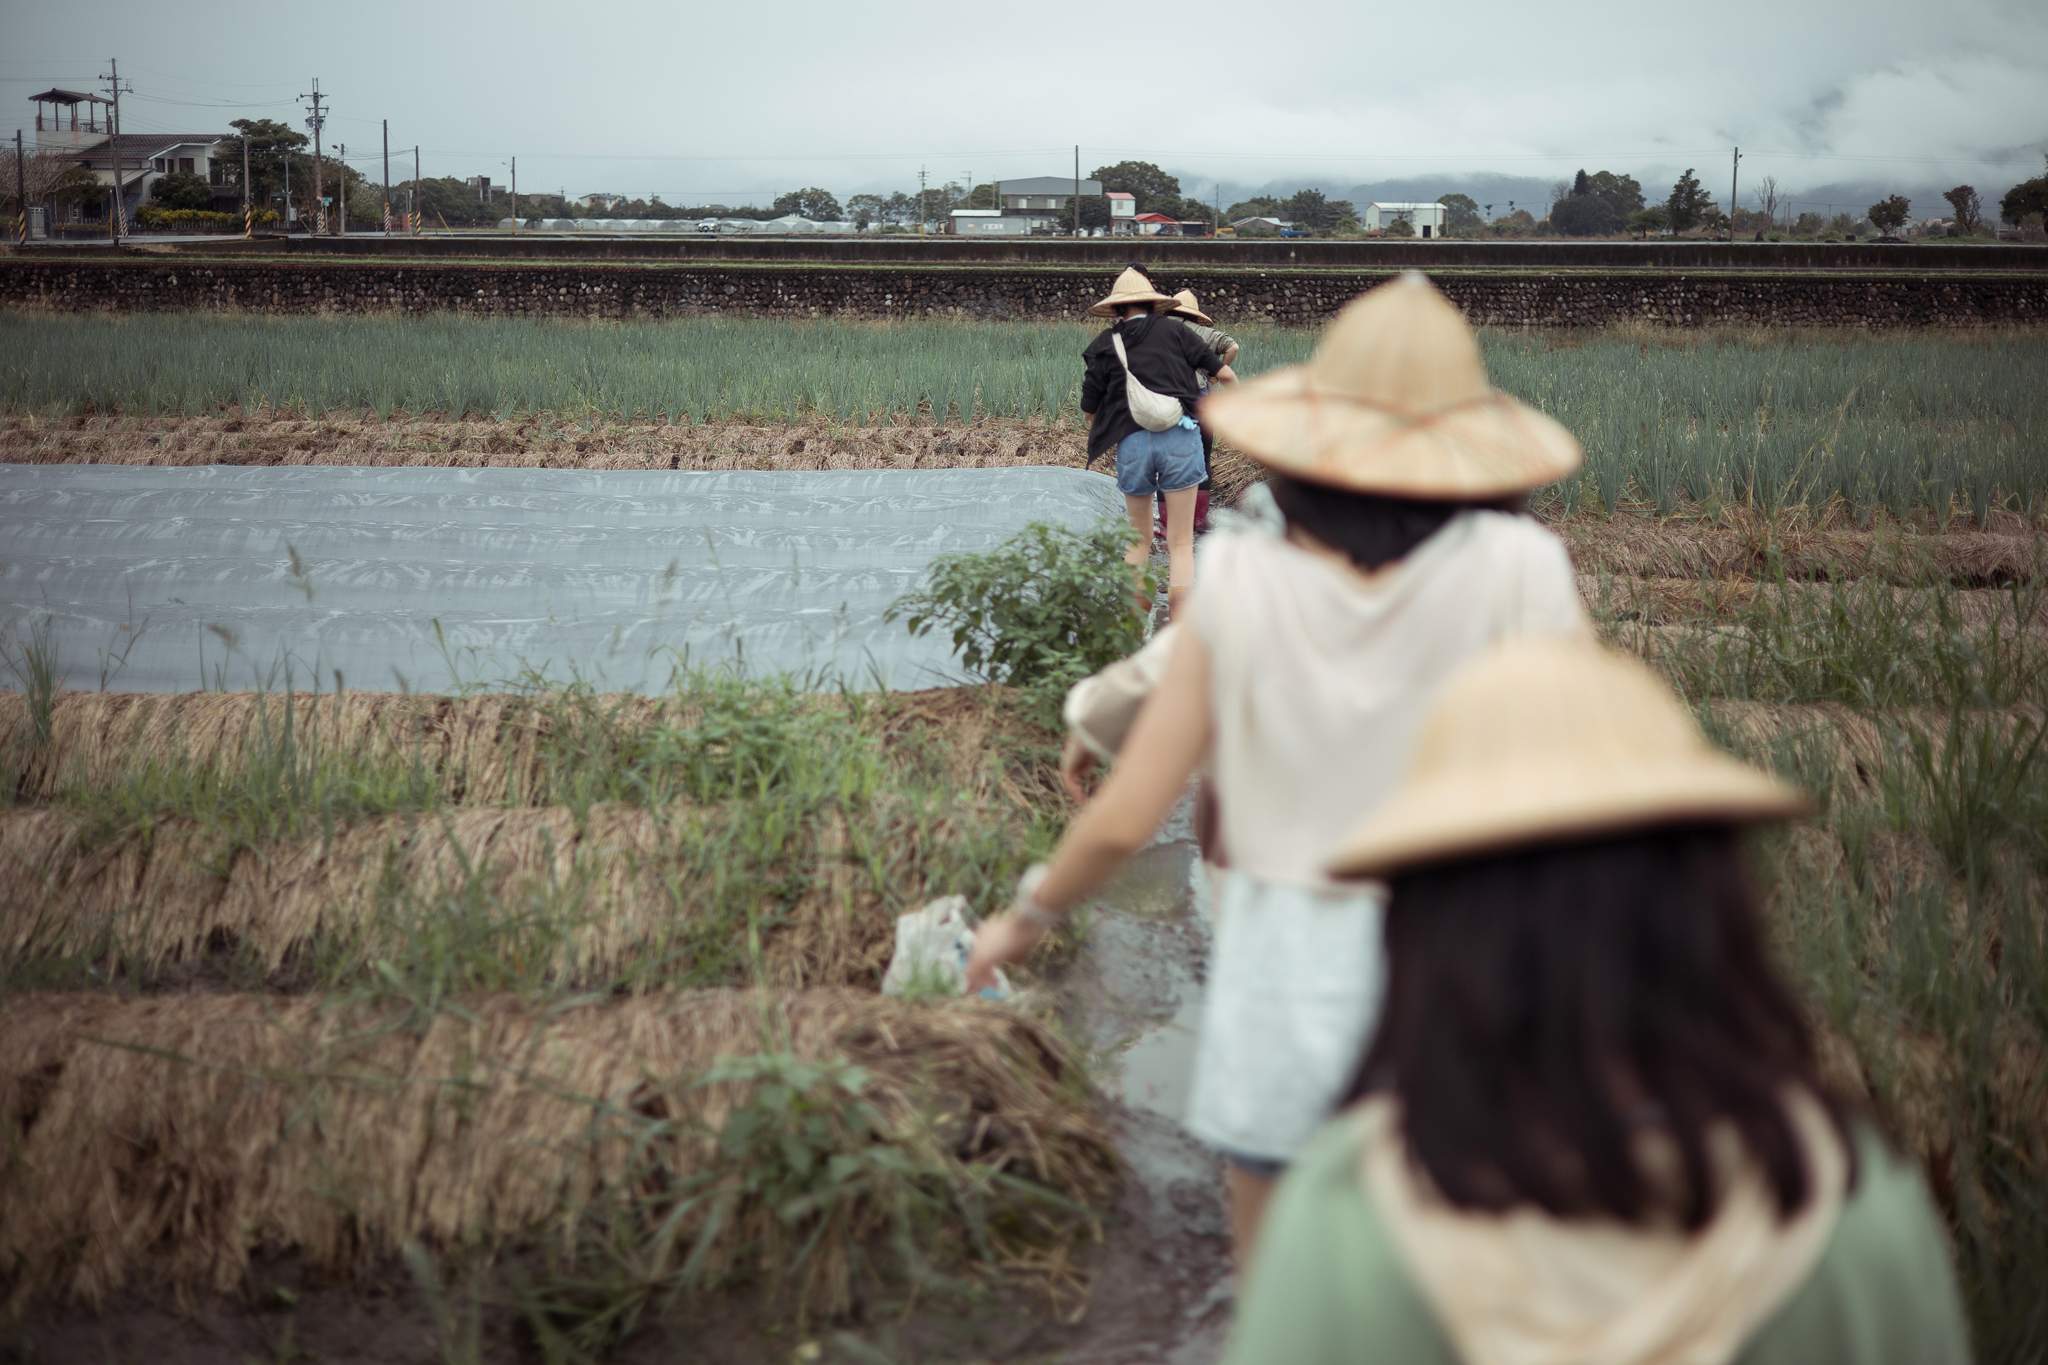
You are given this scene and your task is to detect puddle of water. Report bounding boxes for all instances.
[1119,994,1204,1120]
[1088,844,1219,1124]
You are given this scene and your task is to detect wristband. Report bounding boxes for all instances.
[1012,863,1061,929]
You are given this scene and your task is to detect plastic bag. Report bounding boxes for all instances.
[881,895,1012,1001]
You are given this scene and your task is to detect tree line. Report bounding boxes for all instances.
[23,132,2043,242]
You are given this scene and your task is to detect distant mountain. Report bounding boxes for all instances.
[1344,175,1561,213]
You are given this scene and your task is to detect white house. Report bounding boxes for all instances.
[1106,191,1136,235]
[1365,202,1449,237]
[31,87,235,223]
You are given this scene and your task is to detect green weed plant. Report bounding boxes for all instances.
[887,520,1156,723]
[1652,561,2047,1362]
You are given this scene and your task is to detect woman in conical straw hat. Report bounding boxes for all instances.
[1227,636,1968,1365]
[1078,267,1238,621]
[1155,289,1239,536]
[970,272,1587,1269]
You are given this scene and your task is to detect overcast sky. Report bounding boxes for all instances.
[8,0,2045,214]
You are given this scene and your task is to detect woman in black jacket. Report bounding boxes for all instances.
[1081,267,1237,620]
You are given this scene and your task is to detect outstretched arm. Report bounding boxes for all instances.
[965,627,1214,989]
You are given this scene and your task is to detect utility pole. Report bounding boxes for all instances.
[14,131,25,247]
[101,57,132,245]
[510,155,517,229]
[412,146,419,236]
[337,142,346,236]
[918,166,927,237]
[1073,145,1080,237]
[301,78,325,235]
[381,119,390,234]
[242,130,252,237]
[1729,146,1741,241]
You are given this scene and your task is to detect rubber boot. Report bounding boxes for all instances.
[1194,489,1212,534]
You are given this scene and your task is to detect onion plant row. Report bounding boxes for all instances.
[3,311,2042,518]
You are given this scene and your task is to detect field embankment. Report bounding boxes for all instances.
[0,988,1114,1316]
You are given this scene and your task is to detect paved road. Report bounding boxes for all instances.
[0,464,1123,694]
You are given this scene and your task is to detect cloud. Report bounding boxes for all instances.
[7,0,2044,203]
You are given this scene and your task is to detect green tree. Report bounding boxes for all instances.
[1553,169,1644,235]
[846,193,885,230]
[1550,193,1607,236]
[1792,211,1824,236]
[1223,195,1283,223]
[1437,193,1482,235]
[1942,185,1981,236]
[400,176,501,228]
[1090,160,1180,214]
[221,118,310,220]
[149,170,214,211]
[1998,157,2048,227]
[1384,217,1414,238]
[1282,188,1356,232]
[1665,168,1715,234]
[1587,171,1644,224]
[1626,206,1667,238]
[1867,194,1910,237]
[772,187,842,221]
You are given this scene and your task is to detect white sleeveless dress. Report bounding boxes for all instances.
[1183,512,1584,1163]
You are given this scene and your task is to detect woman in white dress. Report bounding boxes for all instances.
[965,272,1588,1270]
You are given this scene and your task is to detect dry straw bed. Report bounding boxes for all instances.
[0,988,1116,1315]
[0,685,1056,809]
[0,686,1066,991]
[0,797,1017,991]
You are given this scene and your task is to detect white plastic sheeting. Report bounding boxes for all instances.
[0,465,1122,695]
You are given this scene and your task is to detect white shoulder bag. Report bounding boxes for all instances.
[1110,330,1189,433]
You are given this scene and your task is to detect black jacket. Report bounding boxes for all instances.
[1080,315,1224,466]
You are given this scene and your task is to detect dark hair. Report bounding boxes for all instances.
[1267,474,1523,573]
[1347,824,1856,1228]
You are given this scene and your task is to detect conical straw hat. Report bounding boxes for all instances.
[1089,266,1177,318]
[1202,272,1582,498]
[1163,289,1213,325]
[1326,636,1810,879]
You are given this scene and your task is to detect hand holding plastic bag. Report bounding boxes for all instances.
[881,896,1014,1001]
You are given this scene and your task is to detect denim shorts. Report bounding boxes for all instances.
[1115,416,1206,497]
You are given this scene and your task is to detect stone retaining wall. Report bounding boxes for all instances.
[2,260,2041,327]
